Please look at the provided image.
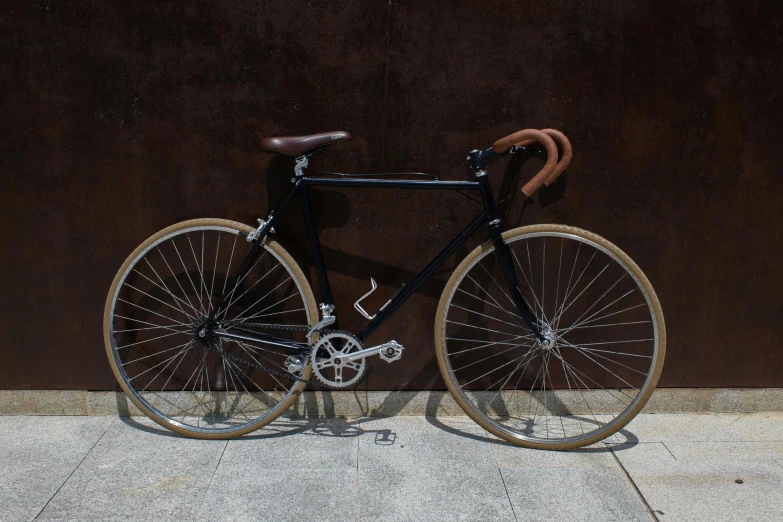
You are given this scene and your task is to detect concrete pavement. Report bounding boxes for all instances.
[1,413,782,521]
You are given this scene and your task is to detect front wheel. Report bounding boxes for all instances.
[435,224,665,449]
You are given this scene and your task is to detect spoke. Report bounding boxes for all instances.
[449,303,527,329]
[483,348,538,413]
[558,287,639,336]
[114,324,188,334]
[567,302,647,330]
[220,352,245,419]
[448,333,535,355]
[552,238,563,328]
[462,349,537,388]
[553,348,636,404]
[549,348,601,428]
[230,280,297,323]
[446,319,523,337]
[216,251,271,320]
[477,260,525,327]
[209,232,221,313]
[452,342,535,373]
[159,342,193,393]
[231,308,306,323]
[121,340,193,366]
[124,283,197,322]
[561,345,652,359]
[116,299,190,327]
[222,352,277,403]
[556,272,628,336]
[186,233,208,314]
[130,343,195,383]
[511,248,546,325]
[221,235,238,296]
[465,275,526,328]
[554,249,597,330]
[558,340,651,376]
[565,320,651,331]
[541,237,546,321]
[171,239,206,315]
[526,239,545,323]
[114,315,189,334]
[456,287,523,323]
[157,246,200,318]
[234,341,291,388]
[115,329,188,350]
[526,355,546,426]
[551,260,610,327]
[204,341,214,422]
[542,350,552,438]
[138,261,200,319]
[560,338,654,347]
[562,341,640,391]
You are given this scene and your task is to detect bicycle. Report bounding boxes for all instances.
[103,128,665,449]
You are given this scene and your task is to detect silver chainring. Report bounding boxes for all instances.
[311,331,368,389]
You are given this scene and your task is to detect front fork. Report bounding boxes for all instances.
[476,170,545,342]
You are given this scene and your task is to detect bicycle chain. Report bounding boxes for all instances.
[207,321,322,387]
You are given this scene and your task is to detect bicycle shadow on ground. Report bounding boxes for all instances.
[116,388,639,454]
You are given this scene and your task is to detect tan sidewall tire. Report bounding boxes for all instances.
[103,219,317,439]
[434,224,666,450]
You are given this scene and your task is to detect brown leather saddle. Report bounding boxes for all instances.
[259,131,352,157]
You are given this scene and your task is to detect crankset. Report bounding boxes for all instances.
[311,331,404,389]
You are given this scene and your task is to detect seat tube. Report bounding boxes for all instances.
[475,171,544,341]
[299,183,335,306]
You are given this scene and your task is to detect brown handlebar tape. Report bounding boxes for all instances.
[540,128,572,185]
[493,129,558,197]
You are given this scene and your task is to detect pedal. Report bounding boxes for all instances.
[378,340,404,363]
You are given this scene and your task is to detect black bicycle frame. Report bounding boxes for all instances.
[208,169,544,355]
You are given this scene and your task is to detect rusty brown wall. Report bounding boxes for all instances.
[1,1,782,390]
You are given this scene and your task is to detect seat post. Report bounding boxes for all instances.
[293,155,309,177]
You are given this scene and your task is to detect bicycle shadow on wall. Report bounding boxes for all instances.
[257,151,569,304]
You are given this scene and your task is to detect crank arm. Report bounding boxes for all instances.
[339,340,404,364]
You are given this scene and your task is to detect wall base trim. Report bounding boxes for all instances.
[1,388,782,416]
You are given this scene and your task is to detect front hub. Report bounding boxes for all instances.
[537,327,557,352]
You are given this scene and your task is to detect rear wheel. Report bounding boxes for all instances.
[435,224,665,449]
[103,219,317,439]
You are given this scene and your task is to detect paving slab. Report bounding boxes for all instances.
[491,438,651,521]
[613,441,783,521]
[622,413,745,443]
[620,412,783,443]
[196,418,358,521]
[0,416,114,521]
[36,417,227,521]
[719,412,783,442]
[356,416,515,522]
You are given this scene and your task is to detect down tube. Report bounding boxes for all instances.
[357,210,488,341]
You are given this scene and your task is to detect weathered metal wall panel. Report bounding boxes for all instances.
[1,1,781,389]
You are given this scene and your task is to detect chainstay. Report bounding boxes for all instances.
[202,339,325,387]
[222,321,310,332]
[210,320,322,387]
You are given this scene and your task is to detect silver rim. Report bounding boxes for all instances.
[108,225,312,435]
[441,230,661,446]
